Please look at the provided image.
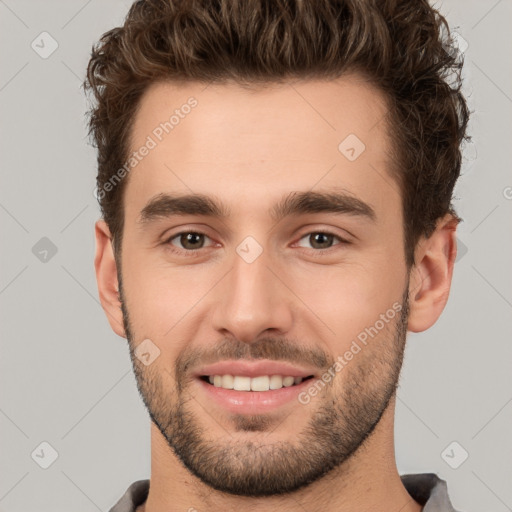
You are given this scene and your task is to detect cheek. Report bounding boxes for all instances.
[121,252,213,336]
[287,257,405,345]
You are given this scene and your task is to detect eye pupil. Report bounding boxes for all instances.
[181,232,204,249]
[310,233,333,249]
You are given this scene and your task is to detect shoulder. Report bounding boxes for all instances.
[401,473,463,512]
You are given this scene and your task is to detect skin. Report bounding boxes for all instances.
[95,75,458,512]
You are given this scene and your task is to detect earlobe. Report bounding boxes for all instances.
[94,219,126,338]
[407,214,459,333]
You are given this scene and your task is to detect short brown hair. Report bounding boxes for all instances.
[84,0,469,267]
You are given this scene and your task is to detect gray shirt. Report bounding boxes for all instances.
[109,473,461,511]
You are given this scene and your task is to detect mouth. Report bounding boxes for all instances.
[199,374,315,391]
[192,360,319,414]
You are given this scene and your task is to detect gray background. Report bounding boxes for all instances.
[1,0,511,510]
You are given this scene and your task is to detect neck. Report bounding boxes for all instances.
[139,396,422,512]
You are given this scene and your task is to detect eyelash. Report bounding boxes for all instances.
[163,230,350,257]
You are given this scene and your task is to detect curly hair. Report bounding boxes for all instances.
[83,0,470,268]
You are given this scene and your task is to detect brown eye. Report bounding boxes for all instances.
[180,232,204,250]
[167,231,212,251]
[297,232,344,250]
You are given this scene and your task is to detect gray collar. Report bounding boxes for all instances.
[110,473,460,512]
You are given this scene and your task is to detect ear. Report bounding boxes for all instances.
[407,214,459,333]
[94,219,126,338]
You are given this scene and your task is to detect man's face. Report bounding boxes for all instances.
[117,76,410,496]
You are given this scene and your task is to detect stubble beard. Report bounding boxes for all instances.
[120,281,409,497]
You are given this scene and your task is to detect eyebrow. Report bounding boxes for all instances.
[138,189,376,225]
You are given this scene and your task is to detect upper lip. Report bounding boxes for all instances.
[194,360,317,379]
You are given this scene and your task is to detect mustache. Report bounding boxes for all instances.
[175,337,332,384]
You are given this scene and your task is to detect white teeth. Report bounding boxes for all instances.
[208,374,304,391]
[283,376,295,387]
[269,375,283,389]
[233,376,251,391]
[221,374,234,389]
[251,376,269,391]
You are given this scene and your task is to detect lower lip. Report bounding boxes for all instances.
[195,378,313,414]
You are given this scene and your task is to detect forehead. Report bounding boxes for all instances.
[130,75,390,157]
[124,75,398,220]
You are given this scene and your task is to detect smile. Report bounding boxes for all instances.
[201,374,314,391]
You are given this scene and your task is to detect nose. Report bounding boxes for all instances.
[211,246,293,344]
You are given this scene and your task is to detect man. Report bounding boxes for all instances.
[84,0,469,510]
